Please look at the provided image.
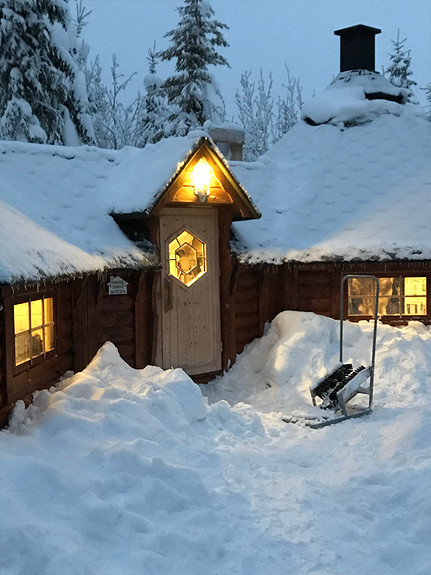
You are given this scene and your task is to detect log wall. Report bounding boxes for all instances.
[233,265,285,355]
[0,270,153,426]
[0,294,6,411]
[234,268,260,354]
[232,260,431,357]
[1,258,429,426]
[73,270,152,372]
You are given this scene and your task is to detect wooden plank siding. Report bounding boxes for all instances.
[1,257,430,427]
[0,293,7,412]
[233,265,285,355]
[0,271,153,425]
[73,270,152,372]
[234,268,260,354]
[295,270,333,316]
[218,207,235,371]
[232,260,431,360]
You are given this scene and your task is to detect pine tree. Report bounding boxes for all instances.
[134,44,172,147]
[0,0,94,144]
[160,0,229,135]
[73,0,92,71]
[386,29,418,104]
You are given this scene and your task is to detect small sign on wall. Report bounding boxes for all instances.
[108,275,128,295]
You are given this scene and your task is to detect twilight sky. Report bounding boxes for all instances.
[84,0,430,116]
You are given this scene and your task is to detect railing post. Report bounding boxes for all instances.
[340,274,379,409]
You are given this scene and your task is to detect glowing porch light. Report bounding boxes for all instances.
[193,158,212,202]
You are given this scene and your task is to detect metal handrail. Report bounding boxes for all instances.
[339,274,379,409]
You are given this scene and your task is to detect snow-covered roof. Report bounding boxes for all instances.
[231,75,431,264]
[2,73,430,284]
[0,132,214,284]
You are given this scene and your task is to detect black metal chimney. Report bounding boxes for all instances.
[334,24,381,72]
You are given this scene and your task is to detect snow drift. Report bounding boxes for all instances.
[1,312,431,575]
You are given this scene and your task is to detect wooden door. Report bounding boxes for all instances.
[157,208,221,375]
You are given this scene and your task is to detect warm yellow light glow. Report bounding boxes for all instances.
[348,276,427,317]
[193,158,211,202]
[168,230,207,287]
[404,277,427,315]
[14,297,55,365]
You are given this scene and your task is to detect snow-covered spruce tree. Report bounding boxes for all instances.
[134,44,172,147]
[72,0,91,72]
[160,0,229,135]
[385,29,418,104]
[0,0,94,144]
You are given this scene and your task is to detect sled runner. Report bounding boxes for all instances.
[283,275,379,429]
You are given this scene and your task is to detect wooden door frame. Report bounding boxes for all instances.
[155,206,222,376]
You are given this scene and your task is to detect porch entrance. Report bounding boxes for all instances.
[157,207,221,376]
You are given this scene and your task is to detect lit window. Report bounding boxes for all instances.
[168,230,206,287]
[14,297,55,366]
[348,277,427,317]
[404,277,427,315]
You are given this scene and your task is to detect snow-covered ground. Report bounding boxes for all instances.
[1,311,430,575]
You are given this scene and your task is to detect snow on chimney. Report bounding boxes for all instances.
[206,124,244,161]
[334,24,381,72]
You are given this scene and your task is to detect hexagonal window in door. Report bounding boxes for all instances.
[168,230,207,287]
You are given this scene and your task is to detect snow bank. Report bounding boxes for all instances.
[0,343,269,575]
[205,311,431,414]
[2,314,431,574]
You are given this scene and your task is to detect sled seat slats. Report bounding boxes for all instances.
[310,363,371,415]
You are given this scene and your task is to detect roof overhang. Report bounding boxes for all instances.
[113,137,261,222]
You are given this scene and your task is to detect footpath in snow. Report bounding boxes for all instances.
[1,311,431,575]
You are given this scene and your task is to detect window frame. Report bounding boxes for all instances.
[12,293,57,371]
[167,229,207,288]
[347,275,428,320]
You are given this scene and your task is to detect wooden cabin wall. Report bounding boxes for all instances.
[289,266,338,318]
[0,271,152,426]
[73,270,153,373]
[2,281,74,410]
[232,260,431,360]
[339,260,431,326]
[233,267,259,354]
[233,265,285,355]
[284,261,431,325]
[0,293,7,412]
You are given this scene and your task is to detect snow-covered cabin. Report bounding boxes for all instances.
[230,24,430,341]
[0,133,260,423]
[0,24,430,424]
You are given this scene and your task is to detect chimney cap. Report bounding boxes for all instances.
[334,24,382,72]
[334,24,381,37]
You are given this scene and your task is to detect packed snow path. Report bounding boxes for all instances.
[1,312,430,575]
